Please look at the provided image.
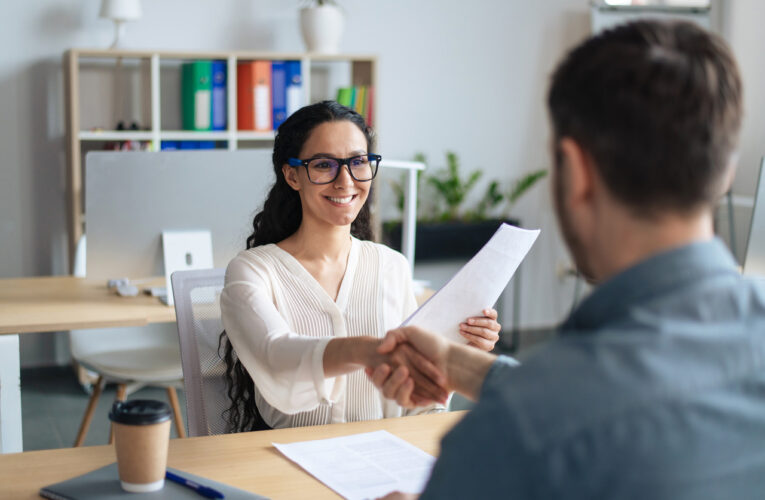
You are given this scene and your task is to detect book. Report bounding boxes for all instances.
[271,61,288,130]
[355,85,366,116]
[349,85,357,110]
[181,61,212,131]
[237,61,272,131]
[336,87,352,108]
[285,60,303,118]
[211,60,227,131]
[39,462,269,499]
[366,86,374,126]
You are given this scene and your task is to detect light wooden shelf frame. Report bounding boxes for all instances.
[64,48,378,270]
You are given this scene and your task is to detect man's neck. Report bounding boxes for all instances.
[589,210,715,284]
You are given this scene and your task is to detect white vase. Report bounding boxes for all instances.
[299,5,344,54]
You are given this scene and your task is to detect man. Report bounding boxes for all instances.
[370,20,765,499]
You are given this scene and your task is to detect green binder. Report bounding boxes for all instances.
[181,61,213,131]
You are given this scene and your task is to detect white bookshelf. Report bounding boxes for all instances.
[64,48,377,268]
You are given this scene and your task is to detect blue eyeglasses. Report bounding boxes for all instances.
[287,154,382,185]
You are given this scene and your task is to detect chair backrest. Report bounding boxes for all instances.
[171,268,229,437]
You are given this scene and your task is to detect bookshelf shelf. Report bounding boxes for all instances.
[235,131,277,141]
[79,131,154,141]
[64,48,377,269]
[159,131,232,141]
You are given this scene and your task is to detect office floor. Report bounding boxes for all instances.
[20,326,557,452]
[21,366,187,451]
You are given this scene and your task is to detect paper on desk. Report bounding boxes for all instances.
[273,430,435,500]
[403,223,540,343]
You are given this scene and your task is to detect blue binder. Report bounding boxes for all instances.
[271,61,288,130]
[286,60,303,118]
[211,61,227,131]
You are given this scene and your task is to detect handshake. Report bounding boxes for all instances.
[364,316,500,409]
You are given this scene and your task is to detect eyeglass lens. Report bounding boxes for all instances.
[307,155,378,183]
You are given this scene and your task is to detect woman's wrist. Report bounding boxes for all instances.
[323,336,380,378]
[352,336,383,367]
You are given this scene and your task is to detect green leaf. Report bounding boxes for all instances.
[508,169,548,206]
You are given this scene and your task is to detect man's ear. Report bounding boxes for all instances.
[282,164,301,191]
[558,137,595,209]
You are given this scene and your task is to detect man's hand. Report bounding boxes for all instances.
[367,325,498,407]
[366,326,452,408]
[372,341,449,405]
[376,492,418,500]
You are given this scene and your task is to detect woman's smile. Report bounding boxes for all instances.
[325,194,357,206]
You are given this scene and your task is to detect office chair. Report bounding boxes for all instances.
[70,235,186,446]
[170,268,230,437]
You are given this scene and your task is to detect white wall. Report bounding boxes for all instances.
[2,1,764,365]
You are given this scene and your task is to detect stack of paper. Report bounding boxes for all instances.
[403,223,540,343]
[274,430,435,500]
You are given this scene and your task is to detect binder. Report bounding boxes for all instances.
[237,61,272,131]
[181,61,212,131]
[211,60,227,131]
[286,60,303,118]
[271,61,288,130]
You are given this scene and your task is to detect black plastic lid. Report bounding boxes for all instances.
[108,399,172,426]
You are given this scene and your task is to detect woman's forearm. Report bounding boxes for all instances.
[323,336,380,378]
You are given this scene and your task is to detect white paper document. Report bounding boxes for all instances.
[403,223,540,343]
[273,430,435,500]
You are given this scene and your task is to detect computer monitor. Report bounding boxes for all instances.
[85,150,273,280]
[743,158,765,277]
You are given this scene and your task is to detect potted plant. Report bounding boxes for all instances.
[300,0,344,54]
[384,152,547,261]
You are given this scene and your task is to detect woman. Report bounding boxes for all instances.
[220,101,500,432]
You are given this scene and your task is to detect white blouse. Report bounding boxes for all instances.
[220,237,441,429]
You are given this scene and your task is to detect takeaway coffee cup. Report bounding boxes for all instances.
[109,399,172,493]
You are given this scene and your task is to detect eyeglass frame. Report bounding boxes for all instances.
[286,154,382,185]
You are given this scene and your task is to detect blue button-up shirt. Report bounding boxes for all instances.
[422,239,765,499]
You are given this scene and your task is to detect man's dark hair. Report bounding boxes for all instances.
[548,20,743,215]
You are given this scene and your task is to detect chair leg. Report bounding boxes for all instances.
[166,387,186,438]
[108,384,128,445]
[73,375,105,447]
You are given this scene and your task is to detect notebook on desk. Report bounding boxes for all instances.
[40,463,268,500]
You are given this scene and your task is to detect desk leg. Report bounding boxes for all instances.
[0,335,22,453]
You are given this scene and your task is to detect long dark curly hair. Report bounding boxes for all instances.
[219,101,376,432]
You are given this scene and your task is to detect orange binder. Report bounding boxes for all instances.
[237,61,272,131]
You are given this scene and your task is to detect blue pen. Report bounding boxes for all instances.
[165,470,225,499]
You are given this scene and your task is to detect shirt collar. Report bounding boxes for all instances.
[562,238,739,333]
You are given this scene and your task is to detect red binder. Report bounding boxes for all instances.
[237,61,272,131]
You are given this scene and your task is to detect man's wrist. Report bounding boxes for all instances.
[445,342,496,401]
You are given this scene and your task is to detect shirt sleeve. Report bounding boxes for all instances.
[220,253,338,415]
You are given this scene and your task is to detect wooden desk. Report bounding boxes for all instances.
[0,411,464,499]
[0,276,175,453]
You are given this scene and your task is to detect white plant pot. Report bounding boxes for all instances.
[300,5,344,54]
